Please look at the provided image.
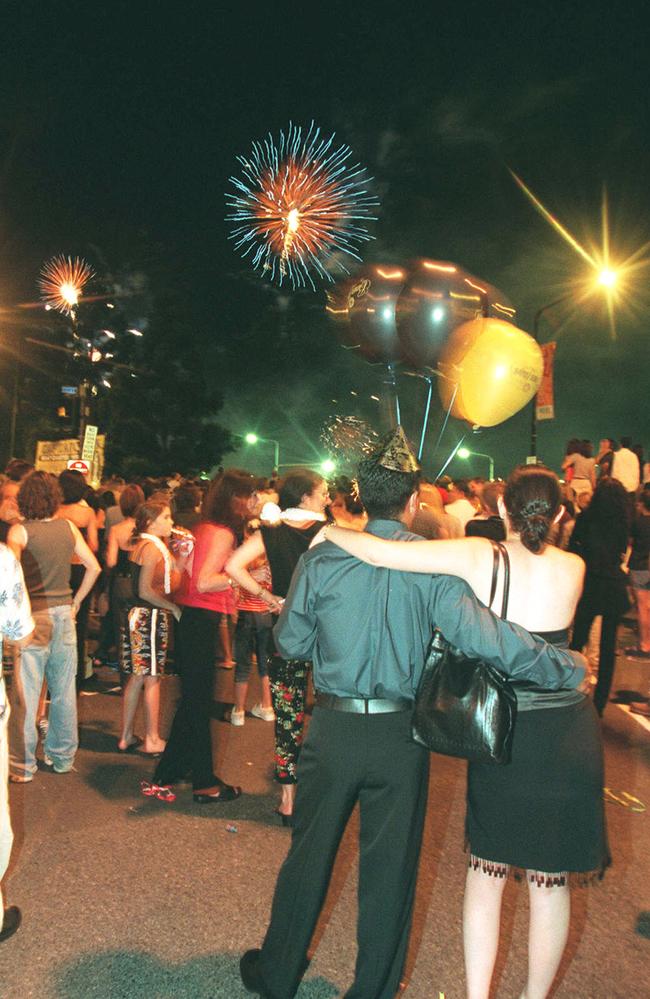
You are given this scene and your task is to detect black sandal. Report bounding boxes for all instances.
[193,783,242,804]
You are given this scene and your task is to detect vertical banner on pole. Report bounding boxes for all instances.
[535,341,556,421]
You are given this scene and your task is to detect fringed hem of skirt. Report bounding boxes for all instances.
[467,852,610,888]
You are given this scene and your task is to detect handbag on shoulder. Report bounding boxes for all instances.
[412,541,517,765]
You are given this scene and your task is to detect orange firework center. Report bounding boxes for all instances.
[257,162,346,259]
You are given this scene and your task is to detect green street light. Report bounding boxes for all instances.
[321,459,336,475]
[457,447,495,480]
[241,432,280,471]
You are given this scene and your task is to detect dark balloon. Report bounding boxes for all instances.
[326,264,406,362]
[327,259,519,370]
[462,273,518,324]
[325,278,362,351]
[395,259,483,368]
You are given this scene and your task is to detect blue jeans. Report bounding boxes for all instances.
[9,604,78,778]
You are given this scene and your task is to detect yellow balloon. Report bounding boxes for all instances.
[438,318,543,428]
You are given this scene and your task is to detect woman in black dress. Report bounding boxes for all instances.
[322,466,607,999]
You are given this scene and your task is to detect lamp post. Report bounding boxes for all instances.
[243,432,280,473]
[529,269,619,462]
[529,294,572,463]
[457,447,495,481]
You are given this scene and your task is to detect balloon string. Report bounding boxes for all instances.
[417,376,433,461]
[432,382,458,458]
[435,436,466,481]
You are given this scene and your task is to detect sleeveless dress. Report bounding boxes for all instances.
[466,630,610,885]
[119,560,171,677]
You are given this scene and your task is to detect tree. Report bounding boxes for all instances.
[101,286,234,476]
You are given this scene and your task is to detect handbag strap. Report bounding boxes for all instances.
[488,541,511,618]
[495,541,510,618]
[488,542,500,609]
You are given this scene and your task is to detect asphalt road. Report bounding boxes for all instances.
[2,619,649,999]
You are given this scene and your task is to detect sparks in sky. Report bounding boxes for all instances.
[39,255,94,314]
[226,121,379,290]
[510,171,650,339]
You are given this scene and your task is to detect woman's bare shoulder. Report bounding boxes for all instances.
[546,545,584,576]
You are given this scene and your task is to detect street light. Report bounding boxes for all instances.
[597,268,618,288]
[457,447,495,481]
[241,432,280,472]
[529,267,620,461]
[320,459,336,475]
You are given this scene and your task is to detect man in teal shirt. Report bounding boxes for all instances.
[241,429,586,999]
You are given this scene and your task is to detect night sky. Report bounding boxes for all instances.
[1,2,649,477]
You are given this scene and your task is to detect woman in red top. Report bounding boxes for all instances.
[153,470,257,803]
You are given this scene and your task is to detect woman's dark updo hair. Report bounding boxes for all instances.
[278,469,323,510]
[504,466,561,554]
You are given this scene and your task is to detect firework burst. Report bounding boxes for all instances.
[39,254,94,314]
[320,416,380,465]
[226,121,379,290]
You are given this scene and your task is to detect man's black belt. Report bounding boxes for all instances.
[315,692,413,714]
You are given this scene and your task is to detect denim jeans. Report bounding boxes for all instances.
[233,609,274,683]
[9,604,78,778]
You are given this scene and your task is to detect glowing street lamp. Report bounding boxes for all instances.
[597,268,618,289]
[457,447,495,481]
[528,268,619,461]
[320,459,336,475]
[242,432,280,472]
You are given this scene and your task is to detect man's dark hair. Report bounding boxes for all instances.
[5,458,34,482]
[356,460,420,520]
[278,469,323,510]
[58,469,87,504]
[451,478,471,497]
[620,436,632,449]
[172,483,202,517]
[480,481,503,516]
[119,483,145,518]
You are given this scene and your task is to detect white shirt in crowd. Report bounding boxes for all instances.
[611,447,640,493]
[444,497,477,530]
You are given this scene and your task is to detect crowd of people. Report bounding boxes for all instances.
[0,432,648,997]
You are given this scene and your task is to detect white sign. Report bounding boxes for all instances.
[81,425,99,463]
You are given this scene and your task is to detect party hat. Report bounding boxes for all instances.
[366,426,420,473]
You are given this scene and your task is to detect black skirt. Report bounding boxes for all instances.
[466,696,609,880]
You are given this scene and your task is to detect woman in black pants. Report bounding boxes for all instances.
[153,471,257,803]
[569,478,630,715]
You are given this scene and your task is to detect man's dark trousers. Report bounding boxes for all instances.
[257,703,430,999]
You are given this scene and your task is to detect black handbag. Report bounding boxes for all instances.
[412,541,517,765]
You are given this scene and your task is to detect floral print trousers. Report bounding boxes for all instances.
[269,657,310,784]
